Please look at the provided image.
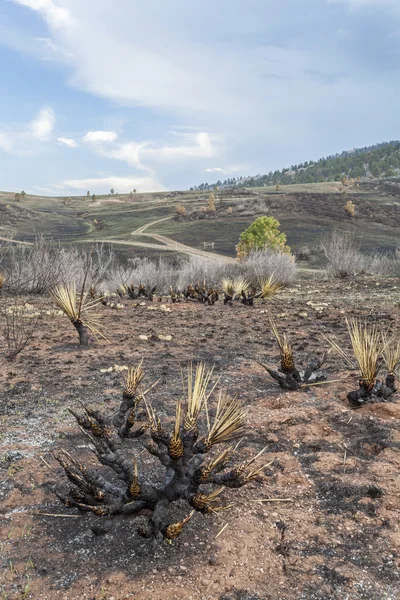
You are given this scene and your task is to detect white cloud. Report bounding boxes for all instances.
[106,132,216,172]
[30,107,55,140]
[57,137,77,147]
[0,133,13,153]
[328,0,399,7]
[83,130,118,143]
[0,106,55,155]
[205,167,226,173]
[108,141,147,169]
[62,175,165,194]
[11,0,74,29]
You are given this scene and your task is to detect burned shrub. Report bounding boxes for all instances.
[51,283,104,346]
[260,320,329,390]
[53,363,272,541]
[325,320,397,406]
[0,298,39,360]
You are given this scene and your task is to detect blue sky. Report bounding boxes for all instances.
[0,0,399,195]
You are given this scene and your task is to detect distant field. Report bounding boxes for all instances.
[0,180,399,267]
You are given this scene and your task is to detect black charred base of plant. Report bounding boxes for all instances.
[324,320,399,407]
[169,284,219,305]
[260,320,328,390]
[53,363,272,541]
[347,374,397,407]
[120,283,157,301]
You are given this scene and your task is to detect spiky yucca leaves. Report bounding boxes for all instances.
[261,320,328,390]
[123,361,144,398]
[222,278,234,297]
[54,362,273,541]
[51,283,104,346]
[183,363,216,436]
[196,392,247,452]
[258,275,282,299]
[270,320,296,374]
[382,333,400,375]
[324,320,397,405]
[165,512,195,540]
[346,319,380,391]
[232,277,250,298]
[168,401,184,459]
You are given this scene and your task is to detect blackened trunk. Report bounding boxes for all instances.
[74,320,88,345]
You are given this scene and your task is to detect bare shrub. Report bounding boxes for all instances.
[240,249,297,286]
[105,257,176,295]
[322,231,400,278]
[368,253,400,277]
[177,256,232,289]
[0,299,39,360]
[0,236,65,294]
[0,237,116,294]
[296,246,312,262]
[322,231,367,278]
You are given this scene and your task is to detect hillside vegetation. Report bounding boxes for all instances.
[194,141,400,190]
[0,178,400,268]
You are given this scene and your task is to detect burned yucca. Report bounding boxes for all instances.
[324,319,397,406]
[261,320,329,390]
[258,275,282,300]
[50,283,105,346]
[53,362,272,541]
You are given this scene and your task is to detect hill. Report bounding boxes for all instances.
[0,179,399,268]
[193,141,400,190]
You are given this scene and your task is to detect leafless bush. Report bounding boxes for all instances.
[0,299,39,360]
[0,236,65,294]
[105,257,176,294]
[0,236,116,294]
[368,253,400,276]
[322,232,400,278]
[296,246,312,262]
[322,231,367,278]
[240,249,297,286]
[177,256,232,289]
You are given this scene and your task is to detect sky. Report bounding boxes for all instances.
[0,0,399,195]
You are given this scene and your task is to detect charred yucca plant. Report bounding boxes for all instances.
[50,283,104,346]
[260,320,329,390]
[53,363,272,541]
[258,275,282,300]
[325,320,397,405]
[222,278,234,305]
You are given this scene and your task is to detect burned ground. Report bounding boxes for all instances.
[0,275,400,599]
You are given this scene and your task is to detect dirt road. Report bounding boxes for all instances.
[86,216,236,263]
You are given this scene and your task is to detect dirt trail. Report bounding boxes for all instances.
[85,215,236,263]
[0,236,32,245]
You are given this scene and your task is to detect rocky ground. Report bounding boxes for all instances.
[0,275,400,600]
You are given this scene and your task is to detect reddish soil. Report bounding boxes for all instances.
[1,276,400,600]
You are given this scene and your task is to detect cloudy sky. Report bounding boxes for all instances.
[0,0,399,195]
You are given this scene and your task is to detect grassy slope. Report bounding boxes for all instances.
[0,182,399,266]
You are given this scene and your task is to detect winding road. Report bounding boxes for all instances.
[87,216,236,263]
